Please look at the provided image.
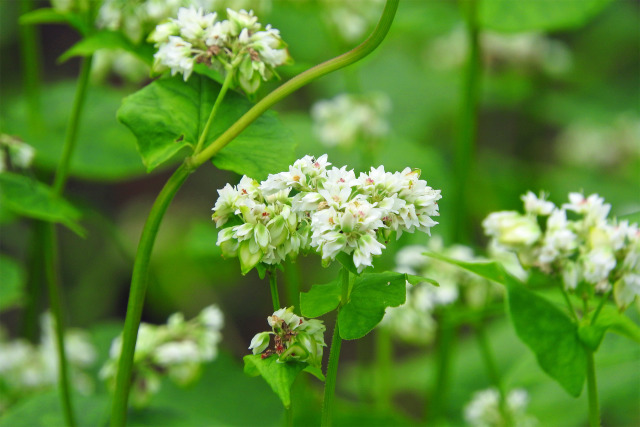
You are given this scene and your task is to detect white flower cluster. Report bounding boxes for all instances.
[212,154,441,274]
[483,191,640,309]
[0,134,36,172]
[248,307,325,368]
[555,115,640,170]
[464,388,537,427]
[427,26,571,76]
[149,6,290,94]
[382,236,501,344]
[100,305,224,407]
[311,93,391,148]
[0,314,96,412]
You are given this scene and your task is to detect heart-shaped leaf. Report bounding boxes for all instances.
[243,354,306,408]
[300,278,342,318]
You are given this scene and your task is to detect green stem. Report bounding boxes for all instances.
[428,308,457,422]
[586,350,600,427]
[321,268,350,427]
[110,164,193,427]
[452,0,481,244]
[193,71,234,155]
[42,225,76,427]
[269,269,281,312]
[374,326,392,410]
[590,290,612,326]
[53,56,94,195]
[19,0,43,128]
[559,283,579,322]
[23,221,45,341]
[284,261,301,313]
[189,0,399,168]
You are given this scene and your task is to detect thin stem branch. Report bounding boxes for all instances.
[189,0,399,169]
[284,261,301,313]
[193,71,234,155]
[428,308,456,423]
[110,164,193,427]
[452,0,481,244]
[590,290,612,326]
[321,268,350,427]
[269,269,281,312]
[52,56,93,196]
[42,225,76,427]
[374,326,392,410]
[559,283,579,322]
[586,350,600,427]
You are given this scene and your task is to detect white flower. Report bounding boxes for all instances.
[248,331,271,355]
[154,341,201,365]
[154,35,195,81]
[582,248,616,285]
[521,191,555,216]
[199,305,224,330]
[483,211,541,248]
[464,388,536,427]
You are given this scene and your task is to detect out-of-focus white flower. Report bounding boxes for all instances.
[317,0,385,43]
[311,93,391,148]
[249,307,326,367]
[100,305,224,407]
[464,387,537,427]
[0,134,36,171]
[482,211,541,248]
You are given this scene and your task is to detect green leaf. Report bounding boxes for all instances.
[0,391,109,427]
[1,81,146,181]
[479,0,613,33]
[579,305,640,351]
[243,354,306,408]
[303,365,326,382]
[336,252,359,275]
[425,253,587,397]
[19,8,90,35]
[58,30,154,65]
[0,255,25,311]
[406,274,439,287]
[338,272,407,340]
[0,173,84,235]
[300,278,341,318]
[117,74,296,178]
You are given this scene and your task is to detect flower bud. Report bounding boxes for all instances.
[248,331,271,355]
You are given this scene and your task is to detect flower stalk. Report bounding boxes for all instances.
[586,349,600,427]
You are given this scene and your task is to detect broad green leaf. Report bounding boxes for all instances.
[406,274,439,287]
[19,8,90,35]
[338,272,407,340]
[1,81,146,181]
[0,391,109,427]
[303,365,326,382]
[0,173,83,235]
[117,74,296,179]
[300,278,341,318]
[58,30,154,65]
[243,354,306,408]
[336,252,359,275]
[579,305,640,351]
[0,255,25,311]
[479,0,613,33]
[426,253,587,397]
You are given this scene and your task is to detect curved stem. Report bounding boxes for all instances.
[42,225,76,427]
[586,350,600,427]
[269,269,281,311]
[321,268,350,427]
[189,0,399,168]
[53,56,93,195]
[452,0,481,244]
[110,163,193,427]
[193,71,234,155]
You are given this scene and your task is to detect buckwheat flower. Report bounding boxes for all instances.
[563,193,611,228]
[155,35,195,80]
[464,388,537,427]
[521,191,555,216]
[0,134,36,171]
[249,307,326,367]
[483,211,541,248]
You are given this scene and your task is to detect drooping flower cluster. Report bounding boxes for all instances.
[0,134,36,172]
[100,305,224,407]
[464,388,537,427]
[248,307,326,368]
[483,191,640,309]
[0,314,96,413]
[311,93,391,148]
[427,26,571,76]
[381,236,504,344]
[149,6,291,94]
[212,154,441,274]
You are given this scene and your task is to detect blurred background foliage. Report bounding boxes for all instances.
[0,0,638,425]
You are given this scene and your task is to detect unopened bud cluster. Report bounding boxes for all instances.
[248,307,326,368]
[212,154,441,274]
[0,134,35,172]
[0,314,96,412]
[483,191,640,309]
[464,387,537,427]
[100,305,224,407]
[149,6,291,94]
[311,93,391,148]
